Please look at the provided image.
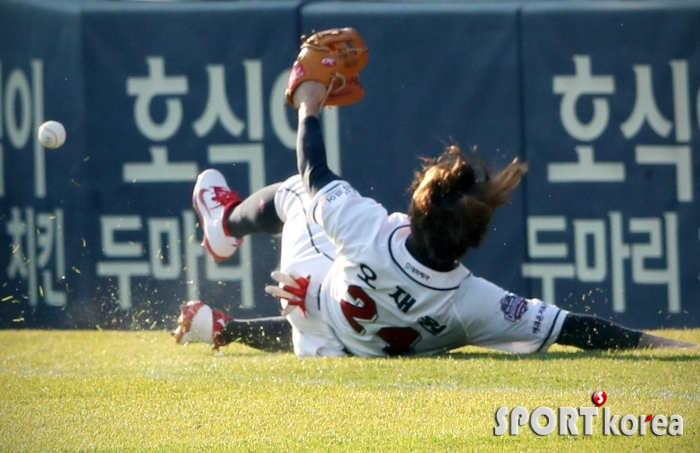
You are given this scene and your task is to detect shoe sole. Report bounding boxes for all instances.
[192,177,232,263]
[174,301,214,345]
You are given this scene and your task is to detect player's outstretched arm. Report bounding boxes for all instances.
[556,313,696,350]
[637,332,697,349]
[292,81,341,197]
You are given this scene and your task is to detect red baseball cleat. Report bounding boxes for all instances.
[173,301,233,350]
[192,169,243,262]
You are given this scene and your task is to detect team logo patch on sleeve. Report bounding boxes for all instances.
[500,294,528,322]
[323,183,353,205]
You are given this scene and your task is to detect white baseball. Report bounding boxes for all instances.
[38,121,66,149]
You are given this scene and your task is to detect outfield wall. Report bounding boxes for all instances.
[1,0,699,330]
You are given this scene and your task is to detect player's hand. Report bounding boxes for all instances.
[264,270,310,316]
[292,81,327,110]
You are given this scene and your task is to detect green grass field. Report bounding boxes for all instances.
[1,329,699,452]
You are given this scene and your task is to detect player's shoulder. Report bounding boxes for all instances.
[388,211,410,226]
[318,182,397,229]
[308,179,366,224]
[310,180,401,249]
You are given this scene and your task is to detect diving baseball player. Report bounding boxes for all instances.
[174,28,695,356]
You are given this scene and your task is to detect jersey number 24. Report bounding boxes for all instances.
[340,285,421,355]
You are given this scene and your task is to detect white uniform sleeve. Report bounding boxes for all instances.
[451,275,567,353]
[307,180,390,258]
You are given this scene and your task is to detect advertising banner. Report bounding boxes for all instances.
[1,0,304,327]
[0,0,89,327]
[521,2,700,327]
[2,0,698,329]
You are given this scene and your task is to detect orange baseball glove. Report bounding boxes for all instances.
[285,27,369,107]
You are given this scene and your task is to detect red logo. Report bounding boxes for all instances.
[321,57,337,67]
[592,390,607,407]
[292,63,305,81]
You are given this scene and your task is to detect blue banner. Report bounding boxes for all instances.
[2,0,699,329]
[521,2,700,327]
[0,0,89,327]
[1,0,303,328]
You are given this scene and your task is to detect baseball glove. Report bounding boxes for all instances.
[285,27,369,107]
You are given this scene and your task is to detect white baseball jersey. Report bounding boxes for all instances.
[275,175,566,357]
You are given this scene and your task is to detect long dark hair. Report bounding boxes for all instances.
[408,145,527,264]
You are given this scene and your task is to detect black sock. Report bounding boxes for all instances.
[218,317,293,352]
[226,182,284,237]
